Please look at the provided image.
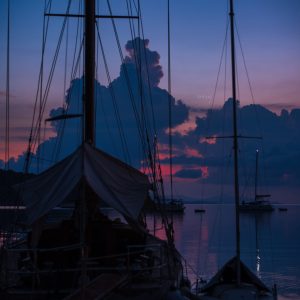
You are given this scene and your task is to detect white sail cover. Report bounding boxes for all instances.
[18,143,150,224]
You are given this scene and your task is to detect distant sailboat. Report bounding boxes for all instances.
[164,198,186,213]
[240,150,274,212]
[200,1,277,299]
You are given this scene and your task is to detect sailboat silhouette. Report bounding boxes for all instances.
[201,1,277,299]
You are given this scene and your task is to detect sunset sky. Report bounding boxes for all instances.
[0,0,299,202]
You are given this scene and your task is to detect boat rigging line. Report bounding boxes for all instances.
[19,0,175,246]
[167,0,173,201]
[5,0,10,170]
[24,0,72,172]
[95,23,131,165]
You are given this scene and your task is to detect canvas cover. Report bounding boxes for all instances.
[17,143,150,224]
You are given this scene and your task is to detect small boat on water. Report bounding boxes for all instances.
[239,198,274,212]
[239,150,274,213]
[144,196,185,214]
[164,199,186,213]
[278,207,288,212]
[194,209,205,213]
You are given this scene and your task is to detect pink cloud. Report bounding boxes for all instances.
[200,136,216,145]
[200,166,208,178]
[157,143,203,160]
[156,143,182,160]
[159,164,182,177]
[0,128,56,161]
[170,110,198,136]
[0,141,28,161]
[184,146,203,158]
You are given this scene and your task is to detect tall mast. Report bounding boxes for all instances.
[229,0,241,285]
[79,1,96,292]
[84,0,95,145]
[255,149,259,201]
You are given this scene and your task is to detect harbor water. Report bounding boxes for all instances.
[1,203,299,299]
[147,203,300,299]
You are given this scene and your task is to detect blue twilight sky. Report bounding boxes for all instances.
[0,0,299,109]
[0,1,299,202]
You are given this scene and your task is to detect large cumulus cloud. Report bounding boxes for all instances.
[3,38,190,171]
[187,99,300,187]
[2,38,299,203]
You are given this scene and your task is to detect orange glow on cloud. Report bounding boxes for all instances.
[200,135,216,144]
[172,110,198,136]
[172,120,196,136]
[159,164,209,181]
[156,143,181,160]
[0,141,28,161]
[184,146,203,158]
[0,128,56,162]
[157,152,170,160]
[200,166,208,178]
[159,164,182,177]
[141,141,206,181]
[140,162,182,177]
[157,143,203,160]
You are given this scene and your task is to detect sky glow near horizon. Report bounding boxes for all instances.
[0,0,299,202]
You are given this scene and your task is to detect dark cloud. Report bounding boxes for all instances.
[174,168,203,179]
[124,38,163,87]
[264,103,300,113]
[2,38,299,194]
[187,99,300,186]
[3,38,190,172]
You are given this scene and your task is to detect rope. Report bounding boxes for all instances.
[167,0,173,202]
[126,0,173,235]
[106,0,153,177]
[53,1,84,163]
[24,0,73,172]
[23,0,52,173]
[95,23,131,164]
[197,18,229,274]
[235,20,270,193]
[234,20,275,282]
[125,0,157,174]
[134,0,159,141]
[128,1,150,172]
[5,0,10,169]
[127,0,173,228]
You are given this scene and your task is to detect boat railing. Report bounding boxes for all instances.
[126,243,165,278]
[3,242,82,253]
[1,242,167,286]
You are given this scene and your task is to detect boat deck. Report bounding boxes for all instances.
[64,273,129,300]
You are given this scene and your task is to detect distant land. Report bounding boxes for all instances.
[175,195,283,205]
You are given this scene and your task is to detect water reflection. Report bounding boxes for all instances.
[1,204,299,298]
[254,214,261,277]
[167,204,300,299]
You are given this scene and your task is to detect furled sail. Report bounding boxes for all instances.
[17,143,150,224]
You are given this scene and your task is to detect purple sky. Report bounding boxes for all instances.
[0,0,299,202]
[0,0,299,111]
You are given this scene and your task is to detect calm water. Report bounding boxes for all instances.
[147,204,300,300]
[1,204,299,299]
